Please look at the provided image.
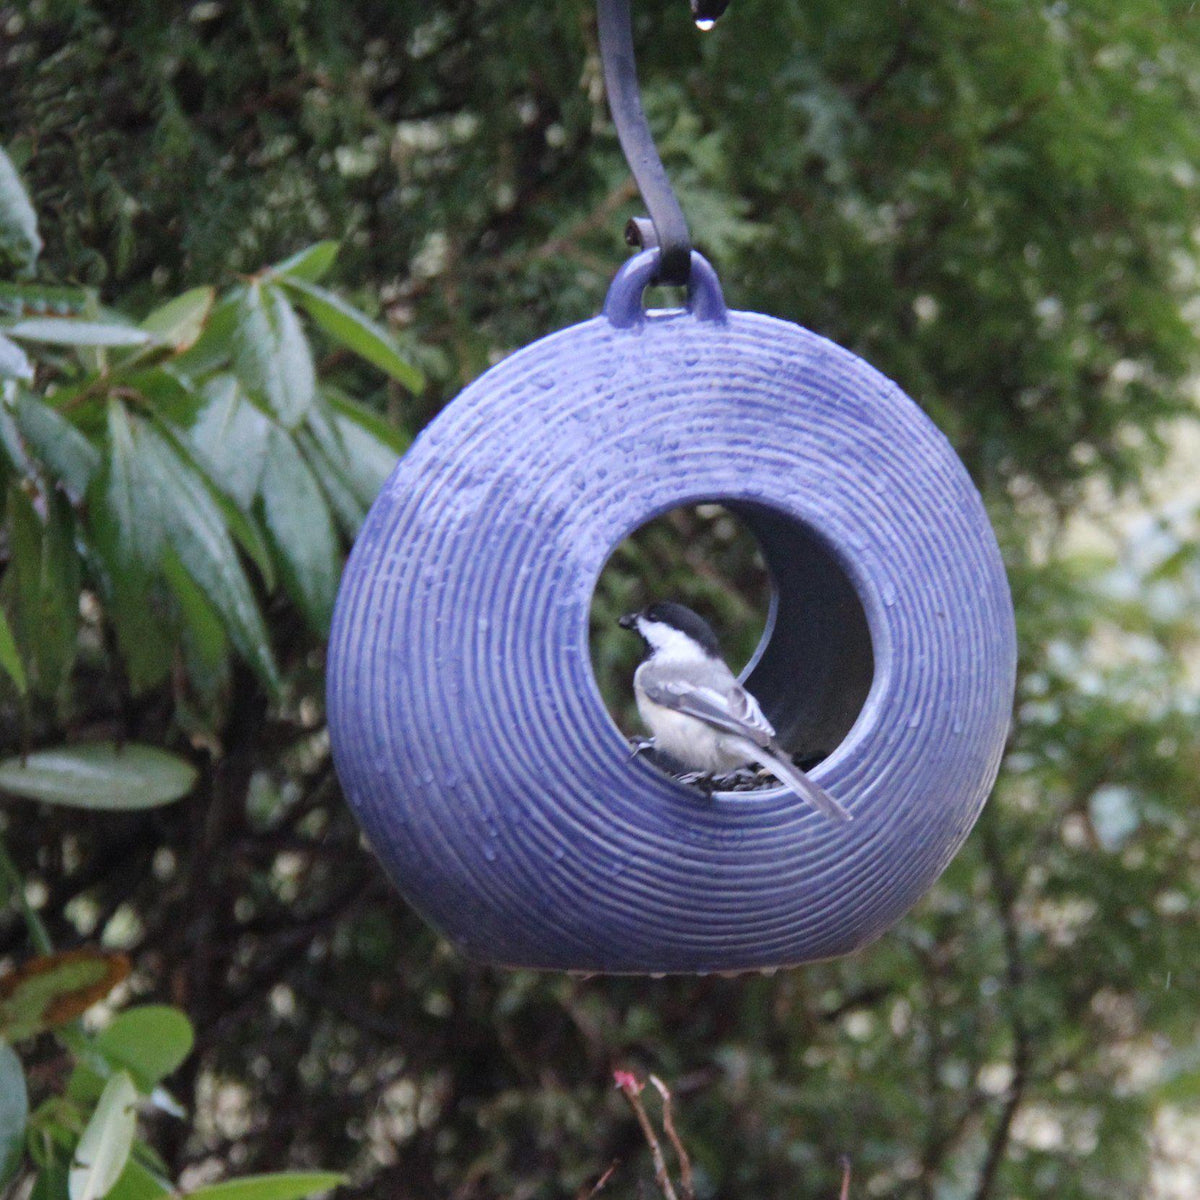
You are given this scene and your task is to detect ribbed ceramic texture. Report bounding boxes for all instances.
[327,252,1017,974]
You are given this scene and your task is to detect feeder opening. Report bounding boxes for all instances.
[588,500,875,778]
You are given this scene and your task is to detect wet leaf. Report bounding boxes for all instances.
[277,275,423,391]
[0,1041,27,1186]
[94,1007,194,1092]
[0,148,41,275]
[272,242,339,283]
[0,742,197,809]
[185,1173,345,1200]
[7,319,149,348]
[69,1072,138,1200]
[0,951,131,1042]
[139,288,215,353]
[232,282,315,428]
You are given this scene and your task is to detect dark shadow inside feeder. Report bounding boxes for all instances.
[590,502,874,792]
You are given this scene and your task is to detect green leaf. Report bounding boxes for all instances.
[0,608,27,697]
[161,551,229,688]
[139,287,215,353]
[6,319,150,349]
[93,403,162,572]
[277,275,423,391]
[185,1172,345,1200]
[94,1008,194,1093]
[3,486,80,697]
[0,148,41,275]
[188,376,272,510]
[0,333,32,382]
[69,1072,138,1200]
[12,390,100,500]
[0,743,197,809]
[272,242,339,283]
[171,292,240,380]
[105,1156,171,1200]
[232,282,315,428]
[0,951,130,1042]
[258,430,341,634]
[122,369,203,428]
[296,431,366,539]
[0,1041,28,1187]
[138,423,280,691]
[31,1161,70,1200]
[324,390,409,455]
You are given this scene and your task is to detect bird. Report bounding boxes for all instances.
[618,601,852,822]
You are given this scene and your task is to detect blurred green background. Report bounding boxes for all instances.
[2,1,1200,1197]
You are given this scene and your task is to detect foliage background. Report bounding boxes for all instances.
[3,1,1200,1197]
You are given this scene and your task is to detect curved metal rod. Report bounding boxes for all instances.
[597,0,698,286]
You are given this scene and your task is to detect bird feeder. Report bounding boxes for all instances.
[326,0,1017,974]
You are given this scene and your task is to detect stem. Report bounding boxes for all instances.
[0,833,53,954]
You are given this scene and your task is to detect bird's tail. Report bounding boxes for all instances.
[756,744,853,822]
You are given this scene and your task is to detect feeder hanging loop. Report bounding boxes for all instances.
[597,0,727,286]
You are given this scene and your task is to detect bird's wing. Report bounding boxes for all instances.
[640,675,776,749]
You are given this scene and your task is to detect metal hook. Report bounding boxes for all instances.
[597,0,731,287]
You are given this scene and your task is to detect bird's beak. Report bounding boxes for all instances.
[618,612,637,630]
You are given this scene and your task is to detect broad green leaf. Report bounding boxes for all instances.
[161,548,229,689]
[139,288,214,353]
[69,1072,138,1200]
[138,423,280,692]
[7,319,150,349]
[105,1156,171,1200]
[188,376,271,509]
[258,430,340,633]
[325,390,409,454]
[30,1161,69,1200]
[331,412,401,506]
[0,608,27,696]
[277,275,423,391]
[0,742,197,810]
[0,1041,28,1187]
[0,148,41,275]
[121,369,203,428]
[94,401,162,572]
[0,951,130,1042]
[272,241,339,283]
[0,401,32,475]
[171,293,240,380]
[296,431,366,539]
[94,1007,194,1093]
[0,333,32,381]
[185,1172,345,1200]
[3,486,80,697]
[305,401,401,512]
[12,390,100,500]
[232,282,315,428]
[103,575,174,697]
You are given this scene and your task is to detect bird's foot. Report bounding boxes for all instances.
[628,737,655,760]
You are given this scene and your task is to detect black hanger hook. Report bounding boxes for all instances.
[596,0,730,287]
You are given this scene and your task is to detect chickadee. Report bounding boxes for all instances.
[619,601,852,822]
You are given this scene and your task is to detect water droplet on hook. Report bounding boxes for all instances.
[695,17,715,30]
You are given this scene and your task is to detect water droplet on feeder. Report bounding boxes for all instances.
[695,16,715,30]
[483,841,498,862]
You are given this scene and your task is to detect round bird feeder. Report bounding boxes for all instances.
[326,1,1017,974]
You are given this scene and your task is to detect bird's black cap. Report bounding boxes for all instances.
[619,601,722,658]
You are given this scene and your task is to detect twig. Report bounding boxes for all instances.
[578,1160,619,1199]
[615,1071,678,1200]
[839,1155,852,1200]
[648,1075,694,1200]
